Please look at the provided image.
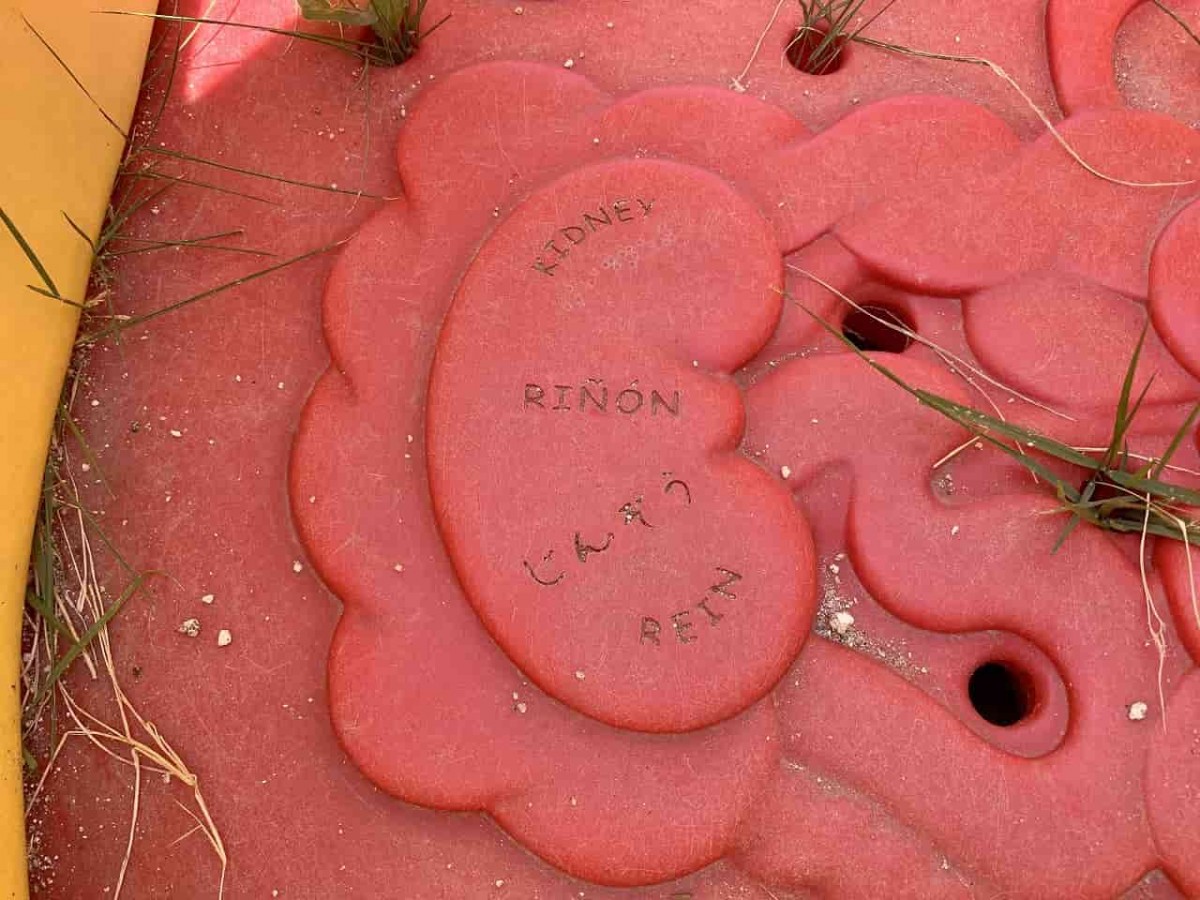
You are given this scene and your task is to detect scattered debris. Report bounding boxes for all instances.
[217,629,233,647]
[831,611,855,635]
[781,465,793,480]
[1128,701,1149,721]
[179,618,201,638]
[200,593,214,604]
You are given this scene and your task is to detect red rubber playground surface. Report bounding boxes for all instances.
[32,1,1200,897]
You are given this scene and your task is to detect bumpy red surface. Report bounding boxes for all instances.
[36,1,1200,898]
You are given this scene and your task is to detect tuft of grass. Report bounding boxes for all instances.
[105,2,450,68]
[298,0,449,65]
[790,284,1200,550]
[788,0,897,75]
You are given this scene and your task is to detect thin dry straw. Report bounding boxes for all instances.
[854,35,1195,189]
[1154,0,1200,46]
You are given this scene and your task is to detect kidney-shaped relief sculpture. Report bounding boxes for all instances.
[427,158,814,733]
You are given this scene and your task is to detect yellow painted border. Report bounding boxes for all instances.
[0,2,153,896]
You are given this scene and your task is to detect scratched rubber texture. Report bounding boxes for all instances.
[39,0,1200,898]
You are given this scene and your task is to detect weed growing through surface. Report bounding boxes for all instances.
[787,0,897,74]
[787,274,1200,722]
[298,0,449,65]
[108,0,450,69]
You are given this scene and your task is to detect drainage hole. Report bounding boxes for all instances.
[969,661,1034,727]
[840,305,915,353]
[786,25,848,75]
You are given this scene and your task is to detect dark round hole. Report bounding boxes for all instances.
[840,305,915,353]
[969,662,1033,727]
[786,25,848,75]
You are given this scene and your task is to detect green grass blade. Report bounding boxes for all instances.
[418,12,451,41]
[60,410,114,497]
[26,285,86,310]
[109,230,273,258]
[1051,511,1083,554]
[144,147,395,200]
[912,390,1102,470]
[1,207,61,297]
[1107,469,1200,507]
[24,588,73,642]
[99,11,381,59]
[61,212,98,254]
[1103,322,1149,468]
[298,0,379,26]
[102,185,173,247]
[1151,402,1200,479]
[31,572,152,710]
[128,170,281,206]
[1092,513,1200,545]
[22,15,127,138]
[83,239,348,341]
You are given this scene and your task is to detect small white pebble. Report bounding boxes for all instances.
[406,434,414,443]
[1128,701,1148,721]
[169,429,182,438]
[200,593,214,605]
[179,618,201,638]
[951,525,960,536]
[780,465,793,480]
[308,495,316,504]
[513,5,523,12]
[691,360,699,367]
[563,58,575,69]
[592,137,600,145]
[81,462,91,473]
[277,382,285,390]
[570,796,578,806]
[495,880,505,888]
[574,670,586,680]
[234,375,242,383]
[90,399,100,407]
[393,563,404,573]
[292,560,303,574]
[606,21,614,28]
[831,611,855,635]
[217,629,232,647]
[515,702,528,714]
